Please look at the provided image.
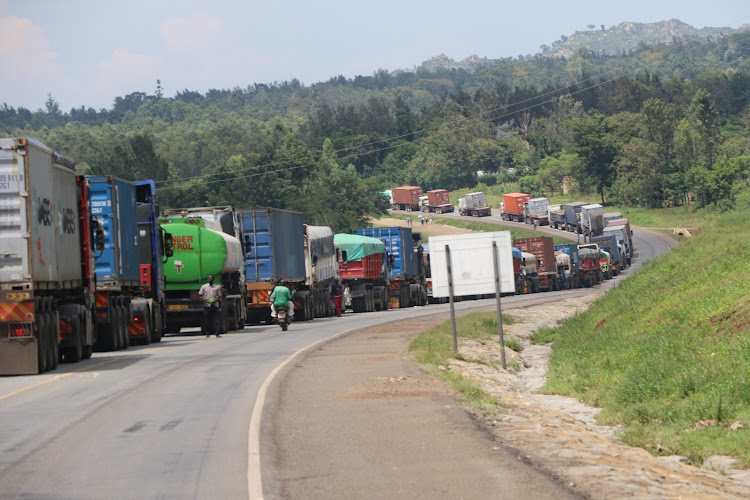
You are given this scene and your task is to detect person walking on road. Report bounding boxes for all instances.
[429,214,433,224]
[330,279,344,317]
[199,274,222,338]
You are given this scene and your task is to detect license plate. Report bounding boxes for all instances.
[168,305,189,310]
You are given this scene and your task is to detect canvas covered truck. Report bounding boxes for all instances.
[0,138,103,375]
[354,226,427,308]
[500,192,530,222]
[563,201,588,233]
[334,233,389,312]
[391,186,423,211]
[238,208,308,323]
[514,236,558,291]
[458,192,491,217]
[160,207,246,333]
[419,189,454,213]
[548,204,566,230]
[524,197,550,226]
[302,225,339,319]
[578,247,602,287]
[554,243,581,289]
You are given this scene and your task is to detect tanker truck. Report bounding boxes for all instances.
[160,207,246,334]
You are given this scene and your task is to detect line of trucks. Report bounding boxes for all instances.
[0,138,432,375]
[386,186,492,217]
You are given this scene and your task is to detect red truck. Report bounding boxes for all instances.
[333,233,390,313]
[420,189,454,213]
[578,247,603,287]
[500,193,530,222]
[391,186,423,211]
[513,236,558,291]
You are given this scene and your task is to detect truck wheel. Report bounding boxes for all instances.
[142,307,153,345]
[65,309,84,363]
[120,304,130,350]
[36,311,49,374]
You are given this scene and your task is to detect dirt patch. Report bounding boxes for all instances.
[374,217,474,237]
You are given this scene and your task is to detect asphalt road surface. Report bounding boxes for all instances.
[0,217,674,499]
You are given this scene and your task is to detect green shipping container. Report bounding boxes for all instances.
[161,218,230,290]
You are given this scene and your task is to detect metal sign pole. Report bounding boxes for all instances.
[446,245,458,353]
[492,241,506,369]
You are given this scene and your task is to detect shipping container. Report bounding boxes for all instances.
[501,193,530,222]
[239,208,306,284]
[563,201,588,232]
[524,197,550,225]
[579,204,603,232]
[458,192,491,216]
[513,236,558,291]
[391,186,423,211]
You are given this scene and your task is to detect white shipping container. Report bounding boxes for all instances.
[305,225,338,285]
[0,138,83,287]
[526,198,549,218]
[580,204,603,230]
[464,192,488,210]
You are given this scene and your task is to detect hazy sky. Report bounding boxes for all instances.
[2,0,748,111]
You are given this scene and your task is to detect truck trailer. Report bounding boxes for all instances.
[161,206,246,333]
[524,197,550,226]
[391,186,423,211]
[500,193,530,222]
[419,189,454,213]
[458,192,491,217]
[334,233,389,312]
[0,138,103,374]
[563,201,588,233]
[513,236,558,291]
[354,227,427,308]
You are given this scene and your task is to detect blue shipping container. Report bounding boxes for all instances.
[239,208,306,283]
[354,227,414,281]
[563,202,587,227]
[554,243,580,271]
[86,175,140,287]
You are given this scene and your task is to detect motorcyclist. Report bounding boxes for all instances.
[270,280,293,320]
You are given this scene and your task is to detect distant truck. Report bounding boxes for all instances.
[513,236,558,291]
[603,223,632,267]
[354,227,427,308]
[578,247,602,287]
[161,206,246,333]
[512,247,536,294]
[603,212,623,228]
[392,186,423,211]
[334,233,390,312]
[554,243,581,289]
[500,192,530,222]
[524,197,550,226]
[238,208,307,323]
[0,138,103,374]
[419,189,454,213]
[563,201,588,233]
[458,191,492,217]
[590,234,623,276]
[548,204,566,230]
[580,204,604,237]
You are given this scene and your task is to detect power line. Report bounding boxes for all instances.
[155,39,714,191]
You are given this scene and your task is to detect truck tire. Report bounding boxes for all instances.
[36,310,48,374]
[119,303,130,350]
[66,308,84,362]
[142,306,153,345]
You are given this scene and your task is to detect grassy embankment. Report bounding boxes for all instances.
[410,189,750,464]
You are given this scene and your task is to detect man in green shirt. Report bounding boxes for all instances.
[270,280,294,319]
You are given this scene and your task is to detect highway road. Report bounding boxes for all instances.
[0,216,674,499]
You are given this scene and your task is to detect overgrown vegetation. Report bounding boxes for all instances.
[542,200,750,464]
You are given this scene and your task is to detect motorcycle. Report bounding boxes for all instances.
[276,303,290,331]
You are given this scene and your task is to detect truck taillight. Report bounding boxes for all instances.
[12,328,24,337]
[133,315,141,323]
[59,320,73,334]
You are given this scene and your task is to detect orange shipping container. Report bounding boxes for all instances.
[502,193,530,216]
[392,186,423,206]
[427,189,450,206]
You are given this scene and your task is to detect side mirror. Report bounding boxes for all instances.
[163,232,174,258]
[92,219,105,251]
[244,234,252,254]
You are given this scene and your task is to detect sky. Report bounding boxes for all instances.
[1,0,749,111]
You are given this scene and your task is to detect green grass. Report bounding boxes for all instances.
[543,213,750,465]
[409,311,516,411]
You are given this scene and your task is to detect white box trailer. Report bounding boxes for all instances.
[0,138,98,375]
[458,192,491,216]
[580,204,603,231]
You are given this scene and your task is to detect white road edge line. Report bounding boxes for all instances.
[247,326,360,500]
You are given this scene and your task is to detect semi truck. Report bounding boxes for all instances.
[500,193,530,222]
[0,138,102,374]
[548,204,566,230]
[354,227,427,308]
[554,244,581,289]
[419,189,454,213]
[580,204,604,238]
[524,197,550,226]
[160,206,246,334]
[563,201,588,233]
[334,233,389,312]
[391,186,423,211]
[238,208,307,323]
[590,234,623,276]
[603,223,632,267]
[513,236,558,291]
[303,225,339,319]
[578,247,602,287]
[512,247,537,294]
[457,192,491,217]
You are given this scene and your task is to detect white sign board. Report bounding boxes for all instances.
[429,232,515,297]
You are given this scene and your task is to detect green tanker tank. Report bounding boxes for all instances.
[159,215,245,333]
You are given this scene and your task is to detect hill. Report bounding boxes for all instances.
[543,19,748,57]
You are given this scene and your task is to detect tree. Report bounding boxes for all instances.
[567,115,617,204]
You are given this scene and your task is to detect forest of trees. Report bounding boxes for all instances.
[2,31,750,231]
